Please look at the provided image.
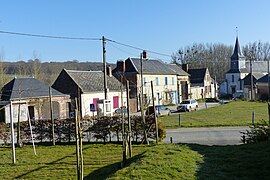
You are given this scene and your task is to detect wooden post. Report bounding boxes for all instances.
[75,98,80,180]
[49,87,55,146]
[10,102,16,163]
[151,81,158,143]
[126,80,132,157]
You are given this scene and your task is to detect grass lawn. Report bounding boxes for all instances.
[1,142,270,179]
[161,101,269,128]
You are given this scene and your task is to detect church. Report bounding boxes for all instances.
[219,37,269,100]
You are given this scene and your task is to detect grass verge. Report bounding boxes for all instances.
[1,141,270,179]
[160,101,268,128]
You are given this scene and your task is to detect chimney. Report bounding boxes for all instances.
[107,65,112,77]
[117,60,125,73]
[182,64,189,72]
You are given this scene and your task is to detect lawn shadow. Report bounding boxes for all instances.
[84,152,146,180]
[15,154,74,179]
[185,142,270,180]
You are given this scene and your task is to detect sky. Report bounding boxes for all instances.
[0,0,270,63]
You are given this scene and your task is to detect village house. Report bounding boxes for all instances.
[52,68,125,118]
[113,58,189,112]
[182,64,217,99]
[0,77,70,123]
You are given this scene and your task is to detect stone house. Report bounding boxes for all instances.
[113,58,189,112]
[0,77,70,123]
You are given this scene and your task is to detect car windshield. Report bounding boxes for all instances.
[181,100,190,104]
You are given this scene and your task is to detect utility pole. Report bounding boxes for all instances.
[102,36,108,100]
[140,51,149,145]
[250,55,253,100]
[49,87,55,146]
[267,59,270,127]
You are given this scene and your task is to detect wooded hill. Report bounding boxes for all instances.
[0,60,116,87]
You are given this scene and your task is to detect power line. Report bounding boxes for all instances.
[106,38,172,58]
[0,30,101,41]
[0,30,172,59]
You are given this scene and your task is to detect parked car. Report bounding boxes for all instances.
[177,99,198,112]
[114,107,128,115]
[145,105,171,116]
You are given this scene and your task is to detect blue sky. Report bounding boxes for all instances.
[0,0,269,63]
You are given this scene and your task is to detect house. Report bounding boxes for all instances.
[113,58,186,112]
[220,37,268,99]
[182,65,217,99]
[52,68,125,118]
[167,64,190,102]
[256,74,270,100]
[0,77,70,123]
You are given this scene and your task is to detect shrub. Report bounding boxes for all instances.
[241,120,270,143]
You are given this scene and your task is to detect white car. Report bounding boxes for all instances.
[177,99,198,112]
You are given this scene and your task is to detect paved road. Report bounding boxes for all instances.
[163,126,249,145]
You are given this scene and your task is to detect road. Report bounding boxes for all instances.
[163,126,248,145]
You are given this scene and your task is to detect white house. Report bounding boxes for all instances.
[52,69,126,118]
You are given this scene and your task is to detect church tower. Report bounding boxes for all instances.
[224,36,247,97]
[230,37,246,71]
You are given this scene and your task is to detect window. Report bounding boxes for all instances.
[165,77,168,85]
[232,75,234,82]
[143,77,146,85]
[155,77,159,86]
[172,77,175,85]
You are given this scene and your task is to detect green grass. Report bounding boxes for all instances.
[1,142,270,179]
[161,101,268,128]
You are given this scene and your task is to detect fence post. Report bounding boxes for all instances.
[252,111,255,125]
[178,114,181,126]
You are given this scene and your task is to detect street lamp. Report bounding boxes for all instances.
[140,50,148,144]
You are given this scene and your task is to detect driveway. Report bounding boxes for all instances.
[163,126,249,146]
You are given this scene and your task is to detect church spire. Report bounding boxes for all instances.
[231,36,242,59]
[230,35,246,71]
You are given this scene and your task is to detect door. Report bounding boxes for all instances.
[28,106,34,120]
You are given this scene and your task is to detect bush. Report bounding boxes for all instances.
[241,120,270,143]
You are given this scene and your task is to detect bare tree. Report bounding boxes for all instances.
[172,43,232,83]
[0,49,8,87]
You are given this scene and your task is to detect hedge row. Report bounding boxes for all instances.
[0,115,166,145]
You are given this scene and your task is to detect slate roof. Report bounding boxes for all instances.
[231,37,245,60]
[0,78,66,101]
[188,68,207,84]
[257,74,270,83]
[65,69,121,92]
[167,64,190,76]
[226,68,249,73]
[242,73,260,85]
[128,58,177,75]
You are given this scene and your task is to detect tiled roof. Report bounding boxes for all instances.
[167,64,190,76]
[65,69,121,92]
[128,58,177,75]
[245,61,268,73]
[1,78,66,101]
